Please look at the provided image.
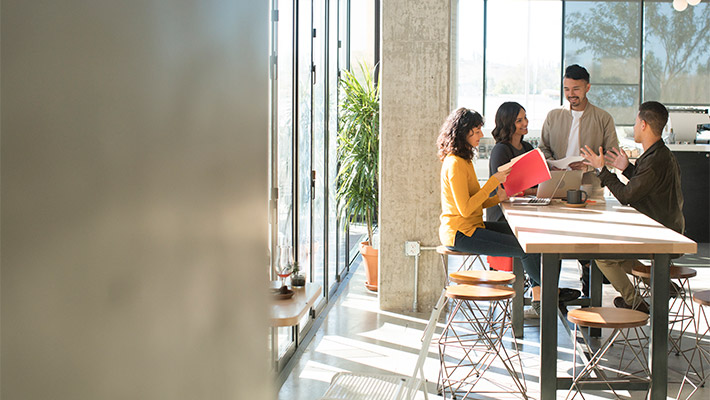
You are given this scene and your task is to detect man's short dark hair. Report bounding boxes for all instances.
[638,101,669,137]
[564,64,590,83]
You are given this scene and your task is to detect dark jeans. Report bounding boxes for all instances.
[450,222,541,287]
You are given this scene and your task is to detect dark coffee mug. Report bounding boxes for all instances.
[567,189,588,204]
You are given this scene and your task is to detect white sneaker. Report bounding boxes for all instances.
[524,306,539,319]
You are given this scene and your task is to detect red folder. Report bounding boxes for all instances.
[497,148,551,196]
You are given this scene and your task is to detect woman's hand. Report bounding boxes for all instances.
[497,184,509,202]
[492,167,511,184]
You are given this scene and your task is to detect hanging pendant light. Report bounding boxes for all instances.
[673,0,689,11]
[687,0,701,6]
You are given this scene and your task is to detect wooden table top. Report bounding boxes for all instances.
[501,198,697,255]
[270,282,322,327]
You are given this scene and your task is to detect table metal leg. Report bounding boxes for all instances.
[540,253,560,400]
[649,253,670,400]
[513,257,524,338]
[589,260,602,337]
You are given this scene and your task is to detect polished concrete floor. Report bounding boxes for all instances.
[279,246,710,399]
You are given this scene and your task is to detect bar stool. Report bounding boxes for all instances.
[438,284,527,399]
[566,307,650,400]
[448,270,515,286]
[447,270,517,344]
[433,269,516,395]
[631,263,697,357]
[436,246,486,285]
[438,246,524,308]
[677,289,710,400]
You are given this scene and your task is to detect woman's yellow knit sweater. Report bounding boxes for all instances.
[439,154,500,247]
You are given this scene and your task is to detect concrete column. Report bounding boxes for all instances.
[380,0,451,312]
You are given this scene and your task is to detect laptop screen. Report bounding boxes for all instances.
[536,170,584,198]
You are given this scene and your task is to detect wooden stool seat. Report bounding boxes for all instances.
[449,270,515,285]
[693,289,710,307]
[436,245,477,256]
[567,307,648,329]
[567,307,651,398]
[445,284,514,301]
[631,264,697,280]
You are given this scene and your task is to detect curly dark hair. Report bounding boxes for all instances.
[491,102,524,144]
[437,108,484,161]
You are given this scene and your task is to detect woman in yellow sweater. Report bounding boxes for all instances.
[437,107,543,317]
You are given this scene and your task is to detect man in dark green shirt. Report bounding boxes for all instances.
[580,101,685,312]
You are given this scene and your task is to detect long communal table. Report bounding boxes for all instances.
[501,197,697,400]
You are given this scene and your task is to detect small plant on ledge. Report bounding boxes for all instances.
[291,261,305,287]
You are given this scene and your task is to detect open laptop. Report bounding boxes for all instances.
[506,170,583,206]
[537,170,584,198]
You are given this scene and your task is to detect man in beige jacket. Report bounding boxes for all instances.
[539,64,618,184]
[539,64,619,298]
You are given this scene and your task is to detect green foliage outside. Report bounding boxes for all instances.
[566,2,710,104]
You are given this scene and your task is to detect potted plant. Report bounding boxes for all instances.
[291,261,305,287]
[336,63,380,292]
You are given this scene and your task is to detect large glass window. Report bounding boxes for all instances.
[486,0,562,128]
[643,1,710,104]
[455,0,484,114]
[277,0,294,250]
[456,0,709,133]
[350,0,375,71]
[565,0,641,125]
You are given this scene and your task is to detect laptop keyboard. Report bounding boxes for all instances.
[509,197,551,206]
[527,197,549,204]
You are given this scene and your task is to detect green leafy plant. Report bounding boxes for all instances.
[336,63,380,243]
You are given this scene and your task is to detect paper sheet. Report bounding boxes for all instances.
[546,156,585,169]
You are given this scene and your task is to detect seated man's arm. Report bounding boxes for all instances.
[598,162,656,205]
[621,163,636,179]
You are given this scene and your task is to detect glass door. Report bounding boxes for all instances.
[272,0,297,363]
[327,0,341,292]
[336,0,351,280]
[312,0,327,308]
[296,0,313,291]
[272,0,352,334]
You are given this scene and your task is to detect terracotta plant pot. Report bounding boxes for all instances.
[360,241,378,292]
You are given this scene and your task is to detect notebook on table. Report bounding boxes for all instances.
[497,148,551,196]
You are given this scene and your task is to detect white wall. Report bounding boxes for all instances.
[1,1,272,399]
